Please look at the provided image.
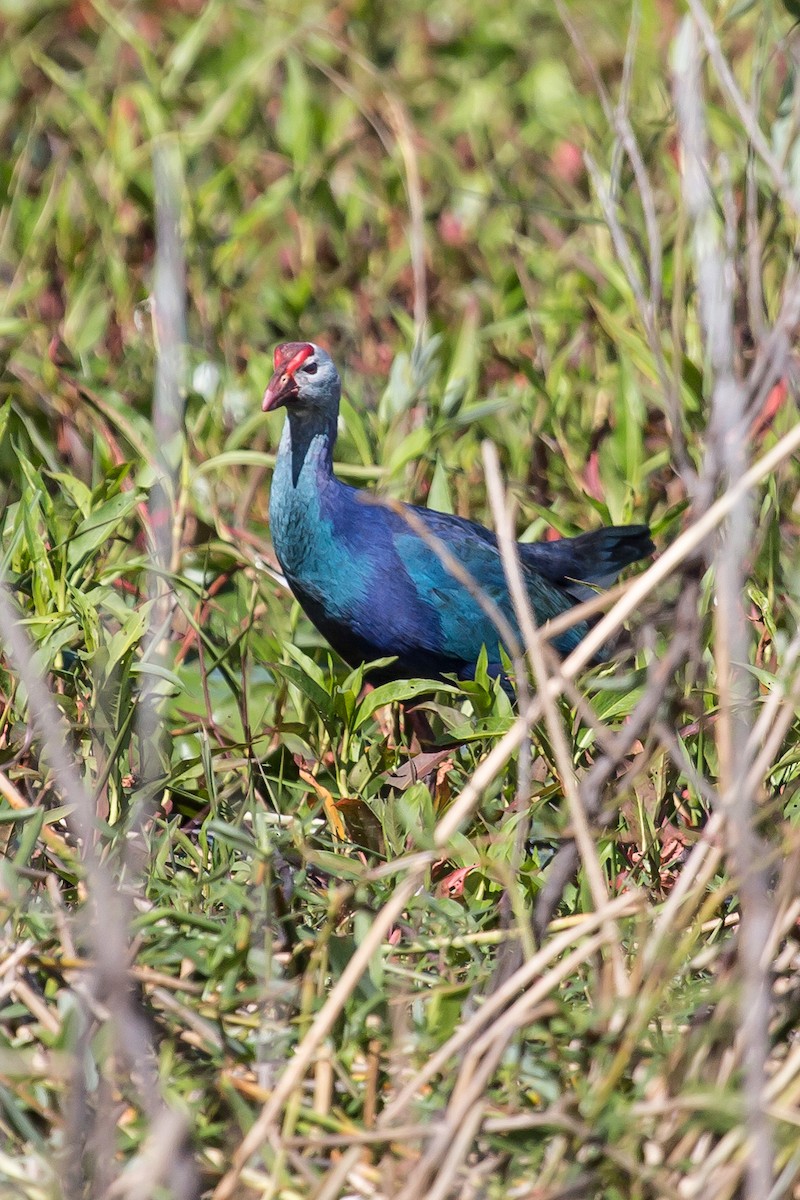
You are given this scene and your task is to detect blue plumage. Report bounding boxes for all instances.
[263,342,654,685]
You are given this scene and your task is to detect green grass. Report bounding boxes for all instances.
[2,1,800,1197]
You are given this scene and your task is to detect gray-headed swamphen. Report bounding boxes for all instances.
[263,341,654,688]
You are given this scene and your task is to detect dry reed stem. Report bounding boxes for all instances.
[482,440,630,996]
[403,1102,486,1200]
[212,866,427,1200]
[0,138,198,1200]
[675,16,774,1197]
[556,0,691,480]
[643,812,725,974]
[0,584,192,1196]
[685,0,800,213]
[311,1144,365,1200]
[742,631,800,798]
[0,769,76,862]
[380,890,641,1126]
[388,925,623,1199]
[133,139,187,842]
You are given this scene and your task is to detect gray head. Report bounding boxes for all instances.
[262,341,341,416]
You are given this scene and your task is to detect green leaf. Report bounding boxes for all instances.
[46,472,93,517]
[354,678,458,730]
[385,425,433,476]
[441,305,480,416]
[275,52,314,168]
[66,493,140,569]
[428,457,454,514]
[130,661,186,694]
[284,642,330,689]
[271,662,336,719]
[104,603,151,679]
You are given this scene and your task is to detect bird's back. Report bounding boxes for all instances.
[272,467,622,682]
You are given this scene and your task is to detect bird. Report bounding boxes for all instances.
[262,341,654,689]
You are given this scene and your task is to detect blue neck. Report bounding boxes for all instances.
[280,406,337,487]
[270,406,340,580]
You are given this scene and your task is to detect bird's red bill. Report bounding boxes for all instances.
[263,342,315,412]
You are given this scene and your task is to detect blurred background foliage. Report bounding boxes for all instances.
[2,0,800,1196]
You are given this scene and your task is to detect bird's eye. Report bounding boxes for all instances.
[302,361,318,375]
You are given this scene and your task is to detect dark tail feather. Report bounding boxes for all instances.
[520,524,655,602]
